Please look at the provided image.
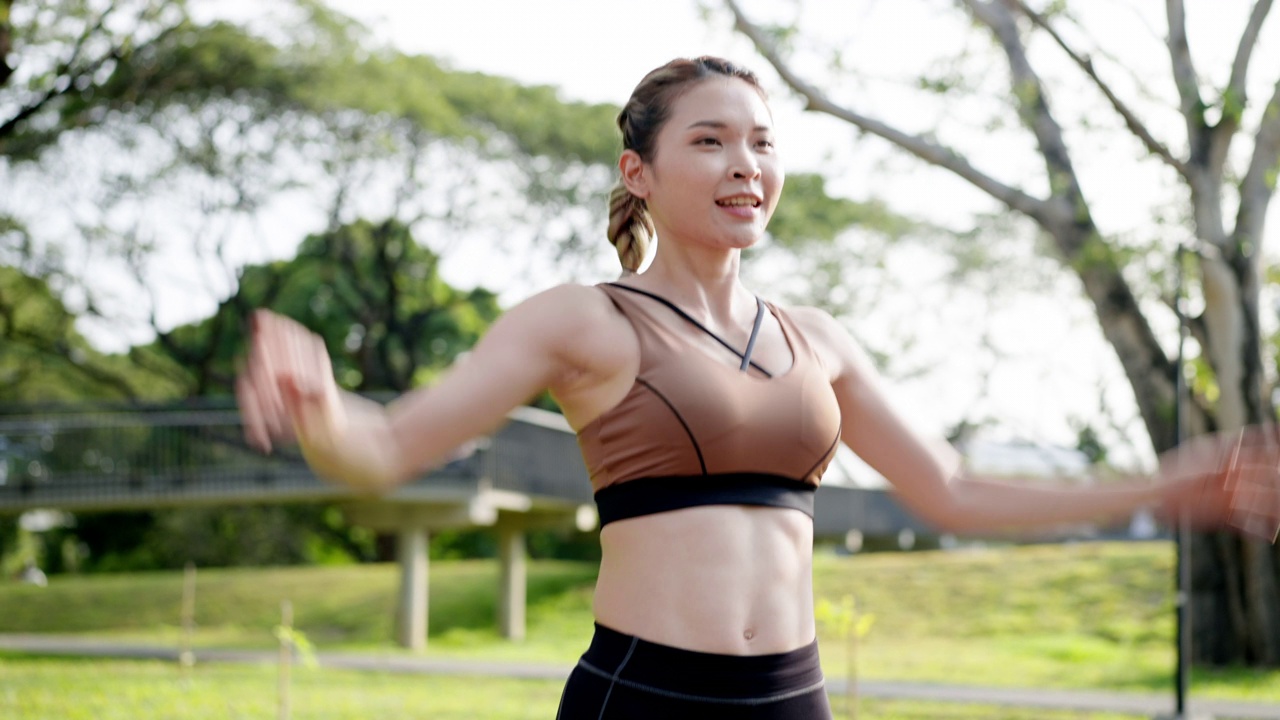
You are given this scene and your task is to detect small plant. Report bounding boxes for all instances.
[273,624,319,669]
[275,600,318,720]
[816,594,875,720]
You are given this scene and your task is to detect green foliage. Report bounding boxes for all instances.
[428,528,601,562]
[3,1,618,166]
[815,593,874,640]
[38,504,376,574]
[1220,86,1246,126]
[274,623,319,669]
[25,216,517,573]
[119,218,500,399]
[0,515,19,572]
[0,266,181,401]
[916,73,963,94]
[768,173,914,249]
[1074,424,1108,465]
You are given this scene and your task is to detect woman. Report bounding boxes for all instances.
[237,57,1277,719]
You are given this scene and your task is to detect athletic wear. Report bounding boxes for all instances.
[576,283,843,526]
[556,623,833,720]
[562,283,840,718]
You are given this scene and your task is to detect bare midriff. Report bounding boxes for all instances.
[593,504,815,656]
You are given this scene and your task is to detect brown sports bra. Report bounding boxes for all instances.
[576,283,843,526]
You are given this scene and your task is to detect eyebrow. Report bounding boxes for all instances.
[686,120,773,133]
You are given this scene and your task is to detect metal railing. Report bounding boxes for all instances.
[0,399,591,513]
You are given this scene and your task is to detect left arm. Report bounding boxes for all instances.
[794,307,1242,535]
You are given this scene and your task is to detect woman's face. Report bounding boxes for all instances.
[630,77,783,253]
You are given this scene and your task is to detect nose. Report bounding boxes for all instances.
[729,143,761,180]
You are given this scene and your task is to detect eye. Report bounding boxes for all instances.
[694,137,721,146]
[755,139,775,151]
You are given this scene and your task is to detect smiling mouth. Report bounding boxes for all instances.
[716,197,761,208]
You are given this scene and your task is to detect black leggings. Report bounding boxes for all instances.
[556,623,833,720]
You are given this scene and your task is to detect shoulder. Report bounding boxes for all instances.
[500,282,636,361]
[776,303,840,338]
[504,283,621,328]
[773,303,877,384]
[773,303,849,355]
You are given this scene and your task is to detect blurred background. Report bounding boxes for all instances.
[2,1,1279,718]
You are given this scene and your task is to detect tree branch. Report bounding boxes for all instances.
[1233,75,1280,260]
[0,45,124,141]
[1208,0,1276,179]
[1226,0,1274,118]
[1007,0,1190,180]
[728,0,1180,449]
[1166,0,1208,160]
[0,4,118,139]
[723,0,1054,225]
[962,0,1090,237]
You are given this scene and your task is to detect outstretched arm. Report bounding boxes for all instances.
[797,308,1280,539]
[237,284,628,492]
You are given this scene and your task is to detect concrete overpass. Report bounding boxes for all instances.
[0,399,932,649]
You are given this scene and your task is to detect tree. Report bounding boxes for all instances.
[725,0,1280,666]
[0,0,622,396]
[4,1,891,579]
[0,266,184,401]
[143,217,501,396]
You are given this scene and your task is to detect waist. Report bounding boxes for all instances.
[595,504,815,654]
[579,622,824,701]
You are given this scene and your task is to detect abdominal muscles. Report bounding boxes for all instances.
[593,504,815,655]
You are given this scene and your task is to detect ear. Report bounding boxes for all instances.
[618,149,650,199]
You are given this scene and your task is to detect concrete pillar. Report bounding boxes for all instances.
[497,522,527,641]
[397,525,429,651]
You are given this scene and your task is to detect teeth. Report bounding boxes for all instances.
[717,198,758,207]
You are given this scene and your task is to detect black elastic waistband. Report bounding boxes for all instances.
[580,623,824,702]
[594,473,816,527]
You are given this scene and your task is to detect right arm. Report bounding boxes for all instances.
[237,283,633,492]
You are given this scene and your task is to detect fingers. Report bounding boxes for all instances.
[237,309,338,454]
[1223,457,1280,542]
[1220,428,1280,542]
[236,374,272,453]
[1157,427,1280,543]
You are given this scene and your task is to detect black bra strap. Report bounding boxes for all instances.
[594,473,816,526]
[605,283,772,377]
[740,297,765,372]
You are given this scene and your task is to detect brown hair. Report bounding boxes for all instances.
[607,57,765,273]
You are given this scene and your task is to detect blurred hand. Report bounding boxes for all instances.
[236,309,345,455]
[1158,427,1280,543]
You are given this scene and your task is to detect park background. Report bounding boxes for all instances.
[2,0,1280,718]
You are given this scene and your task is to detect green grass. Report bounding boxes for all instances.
[0,655,1142,720]
[0,560,599,657]
[1,541,1277,706]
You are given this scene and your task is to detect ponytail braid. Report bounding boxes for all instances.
[607,180,654,274]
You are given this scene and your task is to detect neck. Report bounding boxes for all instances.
[630,237,753,327]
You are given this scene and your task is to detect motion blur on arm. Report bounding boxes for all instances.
[235,283,627,494]
[797,305,1280,542]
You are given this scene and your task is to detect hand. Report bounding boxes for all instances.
[1157,427,1280,543]
[236,309,345,455]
